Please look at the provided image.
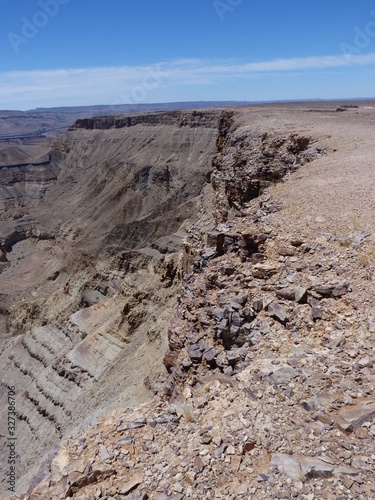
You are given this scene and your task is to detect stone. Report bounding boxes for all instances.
[290,238,304,247]
[117,421,146,431]
[313,285,333,296]
[337,402,375,428]
[204,347,218,367]
[207,231,225,253]
[358,356,372,368]
[172,483,184,493]
[243,441,255,453]
[341,476,354,489]
[275,288,295,301]
[187,345,203,363]
[313,282,350,298]
[229,325,240,336]
[215,353,228,369]
[227,350,242,366]
[352,232,371,247]
[117,473,144,495]
[142,431,154,442]
[316,415,335,426]
[332,283,351,297]
[335,466,360,476]
[307,294,320,307]
[230,312,241,327]
[253,263,280,279]
[253,299,263,312]
[334,416,353,433]
[267,302,288,323]
[311,307,322,321]
[229,300,242,310]
[202,249,216,260]
[117,436,133,445]
[185,471,196,483]
[218,318,228,330]
[98,444,110,462]
[356,427,370,439]
[200,434,212,445]
[223,366,233,376]
[149,414,179,426]
[66,469,116,497]
[211,308,224,320]
[276,245,296,257]
[236,484,248,495]
[212,435,222,447]
[271,454,334,480]
[241,322,253,334]
[270,366,299,385]
[181,351,193,369]
[193,456,204,473]
[286,272,299,283]
[304,390,343,411]
[231,455,242,471]
[294,286,307,303]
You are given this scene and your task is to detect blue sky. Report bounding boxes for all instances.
[2,0,375,109]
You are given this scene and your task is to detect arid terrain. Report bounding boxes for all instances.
[0,102,248,141]
[1,102,375,499]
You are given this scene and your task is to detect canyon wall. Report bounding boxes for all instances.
[0,110,220,495]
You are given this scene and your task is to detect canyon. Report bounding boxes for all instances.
[1,102,375,499]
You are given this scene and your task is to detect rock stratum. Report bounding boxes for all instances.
[2,103,375,499]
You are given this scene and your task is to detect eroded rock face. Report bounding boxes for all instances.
[163,119,328,392]
[210,114,326,222]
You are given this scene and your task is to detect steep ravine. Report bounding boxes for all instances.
[10,105,375,499]
[0,110,221,496]
[7,107,326,497]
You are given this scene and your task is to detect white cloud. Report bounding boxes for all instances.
[2,53,375,109]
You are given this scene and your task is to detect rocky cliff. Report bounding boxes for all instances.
[3,104,375,499]
[0,110,220,496]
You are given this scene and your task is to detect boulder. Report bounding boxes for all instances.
[275,287,295,301]
[267,302,288,323]
[187,345,203,363]
[270,366,299,385]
